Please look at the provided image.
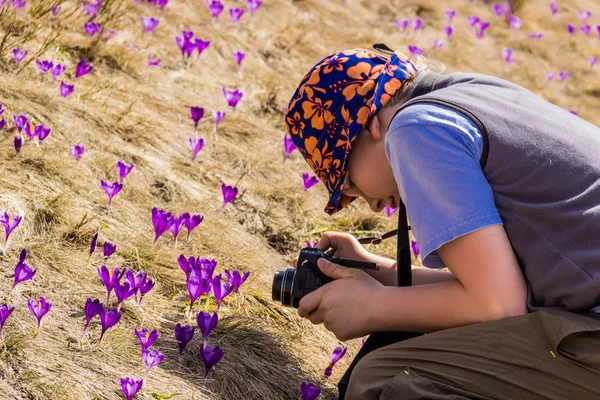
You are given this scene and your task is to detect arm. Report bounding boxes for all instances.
[368,225,528,333]
[364,253,456,286]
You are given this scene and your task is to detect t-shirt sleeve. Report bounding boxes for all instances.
[385,103,503,269]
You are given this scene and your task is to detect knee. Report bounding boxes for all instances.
[345,350,388,400]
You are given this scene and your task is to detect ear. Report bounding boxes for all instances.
[368,115,384,141]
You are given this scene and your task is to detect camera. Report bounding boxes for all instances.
[271,247,378,308]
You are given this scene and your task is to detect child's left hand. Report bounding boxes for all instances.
[298,257,385,341]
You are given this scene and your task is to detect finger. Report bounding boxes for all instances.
[308,310,323,325]
[292,257,298,268]
[316,232,350,252]
[298,286,325,318]
[317,257,354,280]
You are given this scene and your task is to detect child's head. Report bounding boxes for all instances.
[284,47,428,215]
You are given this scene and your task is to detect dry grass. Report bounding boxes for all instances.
[0,0,599,398]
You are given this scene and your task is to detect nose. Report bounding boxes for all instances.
[367,197,384,213]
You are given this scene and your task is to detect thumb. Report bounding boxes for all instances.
[317,257,354,280]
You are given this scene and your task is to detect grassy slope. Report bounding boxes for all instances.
[0,0,599,399]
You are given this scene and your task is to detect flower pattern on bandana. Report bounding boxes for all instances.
[285,48,417,215]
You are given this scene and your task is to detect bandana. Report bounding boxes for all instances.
[284,47,417,215]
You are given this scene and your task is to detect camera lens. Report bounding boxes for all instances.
[271,268,296,307]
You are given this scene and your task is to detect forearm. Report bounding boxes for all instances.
[369,278,526,333]
[366,254,455,286]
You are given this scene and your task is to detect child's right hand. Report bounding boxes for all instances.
[292,232,373,268]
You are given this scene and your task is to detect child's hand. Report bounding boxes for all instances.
[292,232,372,268]
[298,257,384,341]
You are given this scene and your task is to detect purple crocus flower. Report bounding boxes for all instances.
[492,3,509,17]
[102,29,118,42]
[222,88,243,110]
[224,269,249,293]
[13,260,36,288]
[142,348,164,374]
[300,382,321,400]
[580,25,591,36]
[148,55,161,67]
[97,266,124,303]
[75,59,93,78]
[189,137,204,161]
[90,232,98,256]
[120,377,143,400]
[12,48,27,64]
[187,273,208,311]
[324,345,348,377]
[139,277,155,304]
[174,323,195,355]
[190,106,204,131]
[196,311,217,347]
[51,64,66,83]
[443,25,453,39]
[114,281,135,306]
[100,180,123,215]
[207,0,224,20]
[432,39,444,49]
[28,296,52,332]
[35,59,53,82]
[70,144,84,160]
[125,270,147,297]
[0,119,4,130]
[51,6,60,15]
[467,15,480,29]
[194,38,210,57]
[408,45,423,56]
[221,184,238,208]
[596,25,600,39]
[476,21,490,38]
[229,7,244,23]
[283,134,297,161]
[395,19,409,32]
[200,344,224,377]
[558,71,569,82]
[445,9,455,22]
[233,51,245,66]
[211,274,233,311]
[184,214,203,244]
[528,32,544,39]
[579,10,592,21]
[34,124,51,143]
[549,1,558,15]
[116,161,134,183]
[303,172,319,191]
[24,123,36,141]
[247,0,261,16]
[169,213,188,245]
[589,56,598,68]
[212,110,225,134]
[176,32,195,58]
[11,0,25,10]
[19,247,27,263]
[141,17,159,32]
[99,306,121,343]
[60,82,74,98]
[569,110,578,115]
[306,241,318,248]
[135,327,158,349]
[567,24,575,35]
[501,47,514,64]
[152,207,175,245]
[83,298,103,332]
[84,22,102,36]
[411,240,420,256]
[411,18,422,31]
[103,241,116,260]
[385,206,398,217]
[178,254,193,279]
[1,212,22,252]
[14,136,22,154]
[0,304,15,337]
[545,71,555,82]
[82,0,100,17]
[508,13,521,30]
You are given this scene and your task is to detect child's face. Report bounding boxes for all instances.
[341,116,400,213]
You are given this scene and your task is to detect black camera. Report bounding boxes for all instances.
[271,247,378,308]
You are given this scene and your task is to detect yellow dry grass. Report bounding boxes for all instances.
[0,0,598,399]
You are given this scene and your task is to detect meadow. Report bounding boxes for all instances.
[0,0,599,399]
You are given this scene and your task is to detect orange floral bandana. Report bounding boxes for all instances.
[285,47,417,215]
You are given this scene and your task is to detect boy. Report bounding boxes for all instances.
[284,46,600,399]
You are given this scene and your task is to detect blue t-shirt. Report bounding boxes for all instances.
[384,103,504,269]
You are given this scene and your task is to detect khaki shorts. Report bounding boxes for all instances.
[346,310,600,400]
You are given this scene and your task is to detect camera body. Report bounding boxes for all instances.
[272,247,377,309]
